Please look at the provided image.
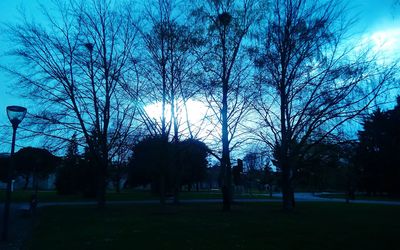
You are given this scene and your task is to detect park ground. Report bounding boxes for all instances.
[1,191,400,250]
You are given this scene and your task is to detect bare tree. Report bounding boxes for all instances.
[131,0,207,204]
[192,0,266,211]
[253,0,397,211]
[138,0,204,142]
[2,0,140,208]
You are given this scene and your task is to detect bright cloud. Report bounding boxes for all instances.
[357,28,400,64]
[370,29,400,53]
[144,99,219,140]
[145,100,209,124]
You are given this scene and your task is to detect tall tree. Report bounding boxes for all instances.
[192,0,266,211]
[137,0,211,204]
[3,0,139,208]
[253,0,396,211]
[138,0,203,141]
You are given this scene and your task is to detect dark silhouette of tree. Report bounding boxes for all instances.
[135,0,210,204]
[14,147,59,190]
[355,98,400,197]
[128,136,209,204]
[242,152,269,194]
[139,0,176,138]
[232,159,243,186]
[177,138,209,192]
[4,0,140,208]
[129,135,173,205]
[109,161,128,193]
[263,162,276,197]
[55,136,80,195]
[109,143,130,193]
[293,142,347,192]
[192,0,267,211]
[341,141,359,200]
[252,0,396,211]
[138,0,204,141]
[55,137,97,197]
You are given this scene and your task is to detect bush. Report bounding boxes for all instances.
[55,159,97,197]
[55,164,79,195]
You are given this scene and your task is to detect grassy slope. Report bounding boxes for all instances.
[27,202,400,250]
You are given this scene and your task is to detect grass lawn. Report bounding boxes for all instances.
[0,189,276,203]
[0,190,85,203]
[0,190,276,202]
[26,202,400,250]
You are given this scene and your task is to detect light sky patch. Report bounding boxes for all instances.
[364,28,400,64]
[144,99,217,140]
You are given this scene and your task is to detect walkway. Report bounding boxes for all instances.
[0,204,34,250]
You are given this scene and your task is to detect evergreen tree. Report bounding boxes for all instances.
[356,98,400,196]
[55,135,80,195]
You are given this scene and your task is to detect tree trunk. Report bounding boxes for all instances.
[115,178,121,193]
[96,158,107,209]
[221,78,232,211]
[281,165,295,211]
[173,186,180,205]
[269,183,273,198]
[173,169,181,205]
[159,175,166,206]
[221,156,232,211]
[23,175,29,190]
[172,143,181,205]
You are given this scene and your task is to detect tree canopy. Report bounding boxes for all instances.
[14,147,59,189]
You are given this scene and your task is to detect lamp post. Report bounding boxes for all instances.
[2,105,27,241]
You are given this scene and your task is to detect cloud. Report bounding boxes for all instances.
[354,28,400,65]
[369,29,400,53]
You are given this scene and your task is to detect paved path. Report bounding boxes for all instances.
[0,203,34,250]
[272,192,400,205]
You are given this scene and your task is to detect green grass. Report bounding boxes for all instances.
[0,189,276,203]
[0,190,88,203]
[26,202,400,250]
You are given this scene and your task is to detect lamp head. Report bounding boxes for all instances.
[6,106,27,128]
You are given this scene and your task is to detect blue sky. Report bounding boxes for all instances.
[0,0,399,150]
[0,0,51,126]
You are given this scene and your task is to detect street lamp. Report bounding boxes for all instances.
[2,105,27,241]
